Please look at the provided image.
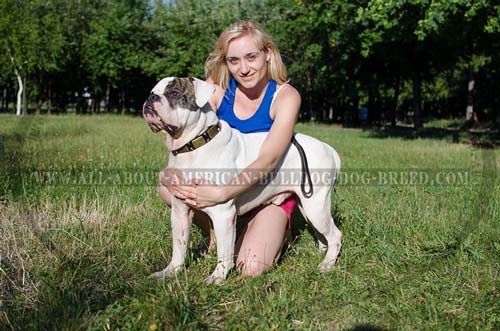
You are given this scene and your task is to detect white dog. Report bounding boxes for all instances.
[143,77,342,284]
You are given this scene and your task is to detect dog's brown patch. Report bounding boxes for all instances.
[164,78,198,111]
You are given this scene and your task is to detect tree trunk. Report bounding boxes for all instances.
[10,56,23,116]
[14,71,23,116]
[343,79,359,127]
[36,99,42,115]
[466,67,475,121]
[307,73,314,121]
[47,80,52,115]
[412,71,422,129]
[2,88,7,112]
[36,73,42,115]
[106,83,111,112]
[368,80,375,124]
[121,90,126,115]
[391,75,401,127]
[22,77,27,115]
[60,94,67,113]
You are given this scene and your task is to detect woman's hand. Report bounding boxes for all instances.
[177,179,228,208]
[160,168,227,208]
[159,168,195,201]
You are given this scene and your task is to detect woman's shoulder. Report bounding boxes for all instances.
[207,80,225,112]
[276,83,300,100]
[269,82,301,119]
[273,83,301,107]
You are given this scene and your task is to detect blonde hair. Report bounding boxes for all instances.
[205,21,288,90]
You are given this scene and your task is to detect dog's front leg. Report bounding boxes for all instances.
[204,204,237,285]
[151,199,192,278]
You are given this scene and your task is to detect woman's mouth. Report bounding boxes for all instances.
[240,73,255,81]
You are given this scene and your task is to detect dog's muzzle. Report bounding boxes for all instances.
[143,93,160,117]
[143,94,179,135]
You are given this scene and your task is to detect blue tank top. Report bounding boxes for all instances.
[217,78,276,133]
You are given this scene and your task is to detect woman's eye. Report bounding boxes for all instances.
[247,55,256,61]
[228,59,239,65]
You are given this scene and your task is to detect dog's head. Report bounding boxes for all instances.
[143,77,215,136]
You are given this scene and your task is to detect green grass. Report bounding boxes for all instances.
[1,114,499,330]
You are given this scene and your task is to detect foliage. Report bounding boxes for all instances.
[82,0,150,89]
[145,0,268,79]
[0,0,499,125]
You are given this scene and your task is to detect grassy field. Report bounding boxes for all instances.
[0,114,498,330]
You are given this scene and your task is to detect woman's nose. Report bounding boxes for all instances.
[240,60,250,74]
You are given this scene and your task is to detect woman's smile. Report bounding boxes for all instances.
[240,73,255,80]
[226,35,269,90]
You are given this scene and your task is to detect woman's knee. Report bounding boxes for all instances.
[237,260,269,277]
[235,206,288,277]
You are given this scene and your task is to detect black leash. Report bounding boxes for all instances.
[291,134,313,198]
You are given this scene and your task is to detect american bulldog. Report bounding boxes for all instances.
[143,77,342,284]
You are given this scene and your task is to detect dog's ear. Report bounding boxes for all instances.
[190,77,215,108]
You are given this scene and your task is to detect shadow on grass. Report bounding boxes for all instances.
[4,218,214,330]
[365,124,499,147]
[0,116,91,202]
[7,248,139,330]
[344,325,391,331]
[0,131,32,201]
[2,210,142,330]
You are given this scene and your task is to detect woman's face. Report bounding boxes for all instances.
[225,34,271,90]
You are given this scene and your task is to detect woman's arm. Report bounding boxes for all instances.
[179,85,301,208]
[207,77,224,112]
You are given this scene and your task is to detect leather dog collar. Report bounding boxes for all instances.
[171,124,221,156]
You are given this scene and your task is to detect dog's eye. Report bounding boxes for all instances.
[168,90,181,98]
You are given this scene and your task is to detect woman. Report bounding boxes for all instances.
[158,21,301,276]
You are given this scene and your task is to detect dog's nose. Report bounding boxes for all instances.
[147,93,161,103]
[143,94,160,117]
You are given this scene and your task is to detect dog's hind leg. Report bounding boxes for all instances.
[299,193,341,272]
[298,204,327,252]
[204,205,237,285]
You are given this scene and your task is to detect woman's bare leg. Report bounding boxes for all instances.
[235,204,288,276]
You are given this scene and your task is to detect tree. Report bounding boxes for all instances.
[82,0,151,113]
[0,0,77,115]
[0,0,37,115]
[356,0,500,127]
[145,0,268,80]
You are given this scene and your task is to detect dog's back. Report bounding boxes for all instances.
[232,128,340,215]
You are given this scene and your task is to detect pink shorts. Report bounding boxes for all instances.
[241,195,297,229]
[279,195,297,229]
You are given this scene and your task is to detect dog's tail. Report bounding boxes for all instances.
[330,147,341,192]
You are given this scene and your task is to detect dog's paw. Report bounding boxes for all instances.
[149,271,166,279]
[149,264,181,279]
[318,240,341,272]
[317,259,337,273]
[205,274,225,285]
